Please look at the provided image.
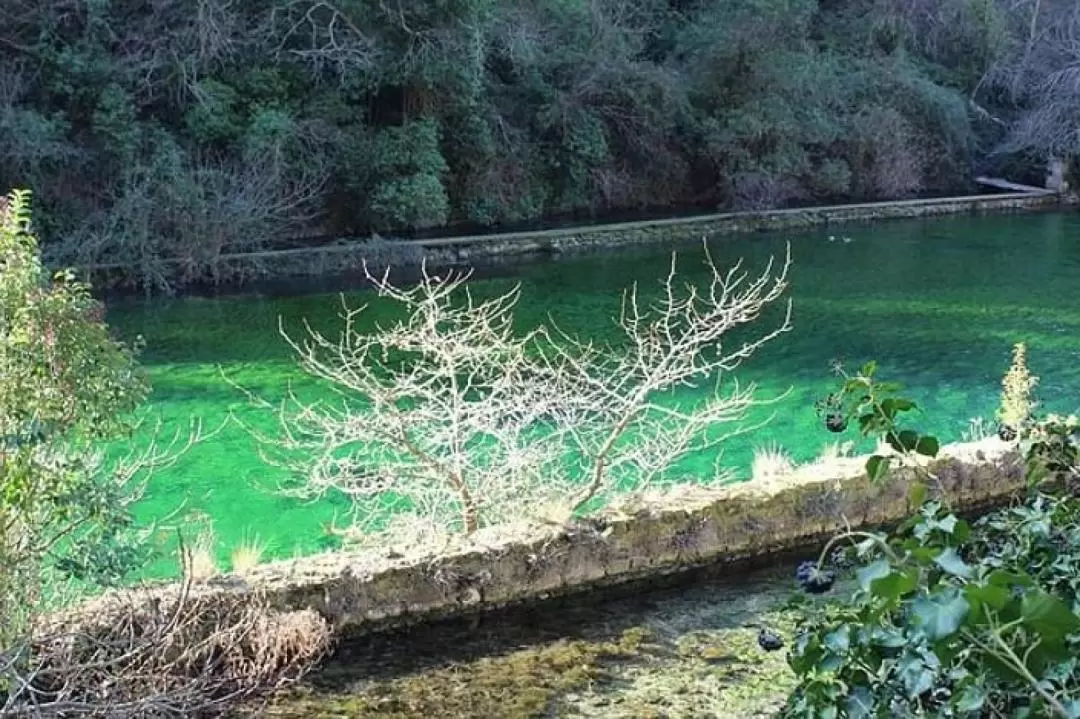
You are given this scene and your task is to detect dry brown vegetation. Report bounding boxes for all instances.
[3,574,332,718]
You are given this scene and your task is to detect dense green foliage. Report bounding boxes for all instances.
[783,362,1080,717]
[1,0,1073,289]
[0,190,150,649]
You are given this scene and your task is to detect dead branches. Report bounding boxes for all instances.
[258,243,791,549]
[2,576,332,718]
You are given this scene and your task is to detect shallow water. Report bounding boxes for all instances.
[263,562,803,718]
[105,211,1080,577]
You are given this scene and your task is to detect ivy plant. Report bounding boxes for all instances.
[783,361,1080,718]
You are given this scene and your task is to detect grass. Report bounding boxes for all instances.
[185,527,219,582]
[230,535,265,575]
[751,443,795,481]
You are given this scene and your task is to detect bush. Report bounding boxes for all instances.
[0,189,150,648]
[0,189,328,716]
[782,356,1080,718]
[369,172,450,231]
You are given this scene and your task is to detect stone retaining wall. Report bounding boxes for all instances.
[64,438,1027,637]
[84,192,1064,289]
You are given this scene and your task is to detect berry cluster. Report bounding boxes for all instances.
[757,627,784,652]
[814,392,849,433]
[795,560,836,594]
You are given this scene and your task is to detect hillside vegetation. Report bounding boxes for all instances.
[1,0,1077,286]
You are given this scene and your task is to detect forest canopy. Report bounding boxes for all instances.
[0,0,1075,280]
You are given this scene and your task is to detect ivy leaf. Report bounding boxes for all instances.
[912,591,970,640]
[965,584,1011,614]
[845,687,874,719]
[871,568,919,600]
[954,683,986,713]
[866,455,891,482]
[934,548,973,579]
[857,559,891,592]
[824,625,851,654]
[915,435,940,457]
[1021,591,1080,644]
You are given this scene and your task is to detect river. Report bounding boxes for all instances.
[105,210,1080,578]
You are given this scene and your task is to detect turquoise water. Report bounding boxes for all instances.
[106,212,1080,577]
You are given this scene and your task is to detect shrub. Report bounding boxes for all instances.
[369,172,451,231]
[780,353,1080,718]
[0,189,150,648]
[0,189,327,716]
[253,244,792,546]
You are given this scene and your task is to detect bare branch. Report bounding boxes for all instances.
[249,243,792,549]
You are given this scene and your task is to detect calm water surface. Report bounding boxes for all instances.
[106,212,1080,577]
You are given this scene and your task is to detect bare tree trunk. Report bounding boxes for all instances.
[1046,155,1069,192]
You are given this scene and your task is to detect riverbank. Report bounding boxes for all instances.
[83,190,1066,294]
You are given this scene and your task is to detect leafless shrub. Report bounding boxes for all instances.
[849,106,926,199]
[241,243,791,548]
[265,0,389,83]
[732,171,806,210]
[2,575,332,718]
[59,145,330,293]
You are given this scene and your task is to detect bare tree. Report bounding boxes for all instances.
[247,243,791,550]
[981,0,1080,159]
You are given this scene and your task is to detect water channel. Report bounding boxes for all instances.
[105,210,1080,578]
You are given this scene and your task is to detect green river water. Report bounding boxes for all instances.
[105,211,1080,578]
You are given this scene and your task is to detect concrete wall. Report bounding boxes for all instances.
[84,192,1064,288]
[63,438,1028,637]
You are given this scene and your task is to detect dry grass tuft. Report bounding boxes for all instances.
[751,443,795,481]
[231,535,266,576]
[186,527,220,582]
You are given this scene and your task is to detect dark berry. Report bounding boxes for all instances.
[757,627,784,652]
[829,547,856,571]
[795,560,816,583]
[825,414,848,433]
[997,424,1017,442]
[795,561,836,594]
[803,570,836,594]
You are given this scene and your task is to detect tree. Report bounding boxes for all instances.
[257,242,791,549]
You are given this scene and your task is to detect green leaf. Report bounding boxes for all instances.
[857,559,891,592]
[987,570,1033,588]
[1021,591,1080,643]
[954,683,986,713]
[965,584,1011,613]
[934,548,973,579]
[866,455,891,482]
[915,435,940,457]
[912,592,970,640]
[887,429,919,453]
[908,481,928,508]
[934,514,959,535]
[893,398,916,411]
[824,625,851,654]
[845,687,874,719]
[871,568,919,600]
